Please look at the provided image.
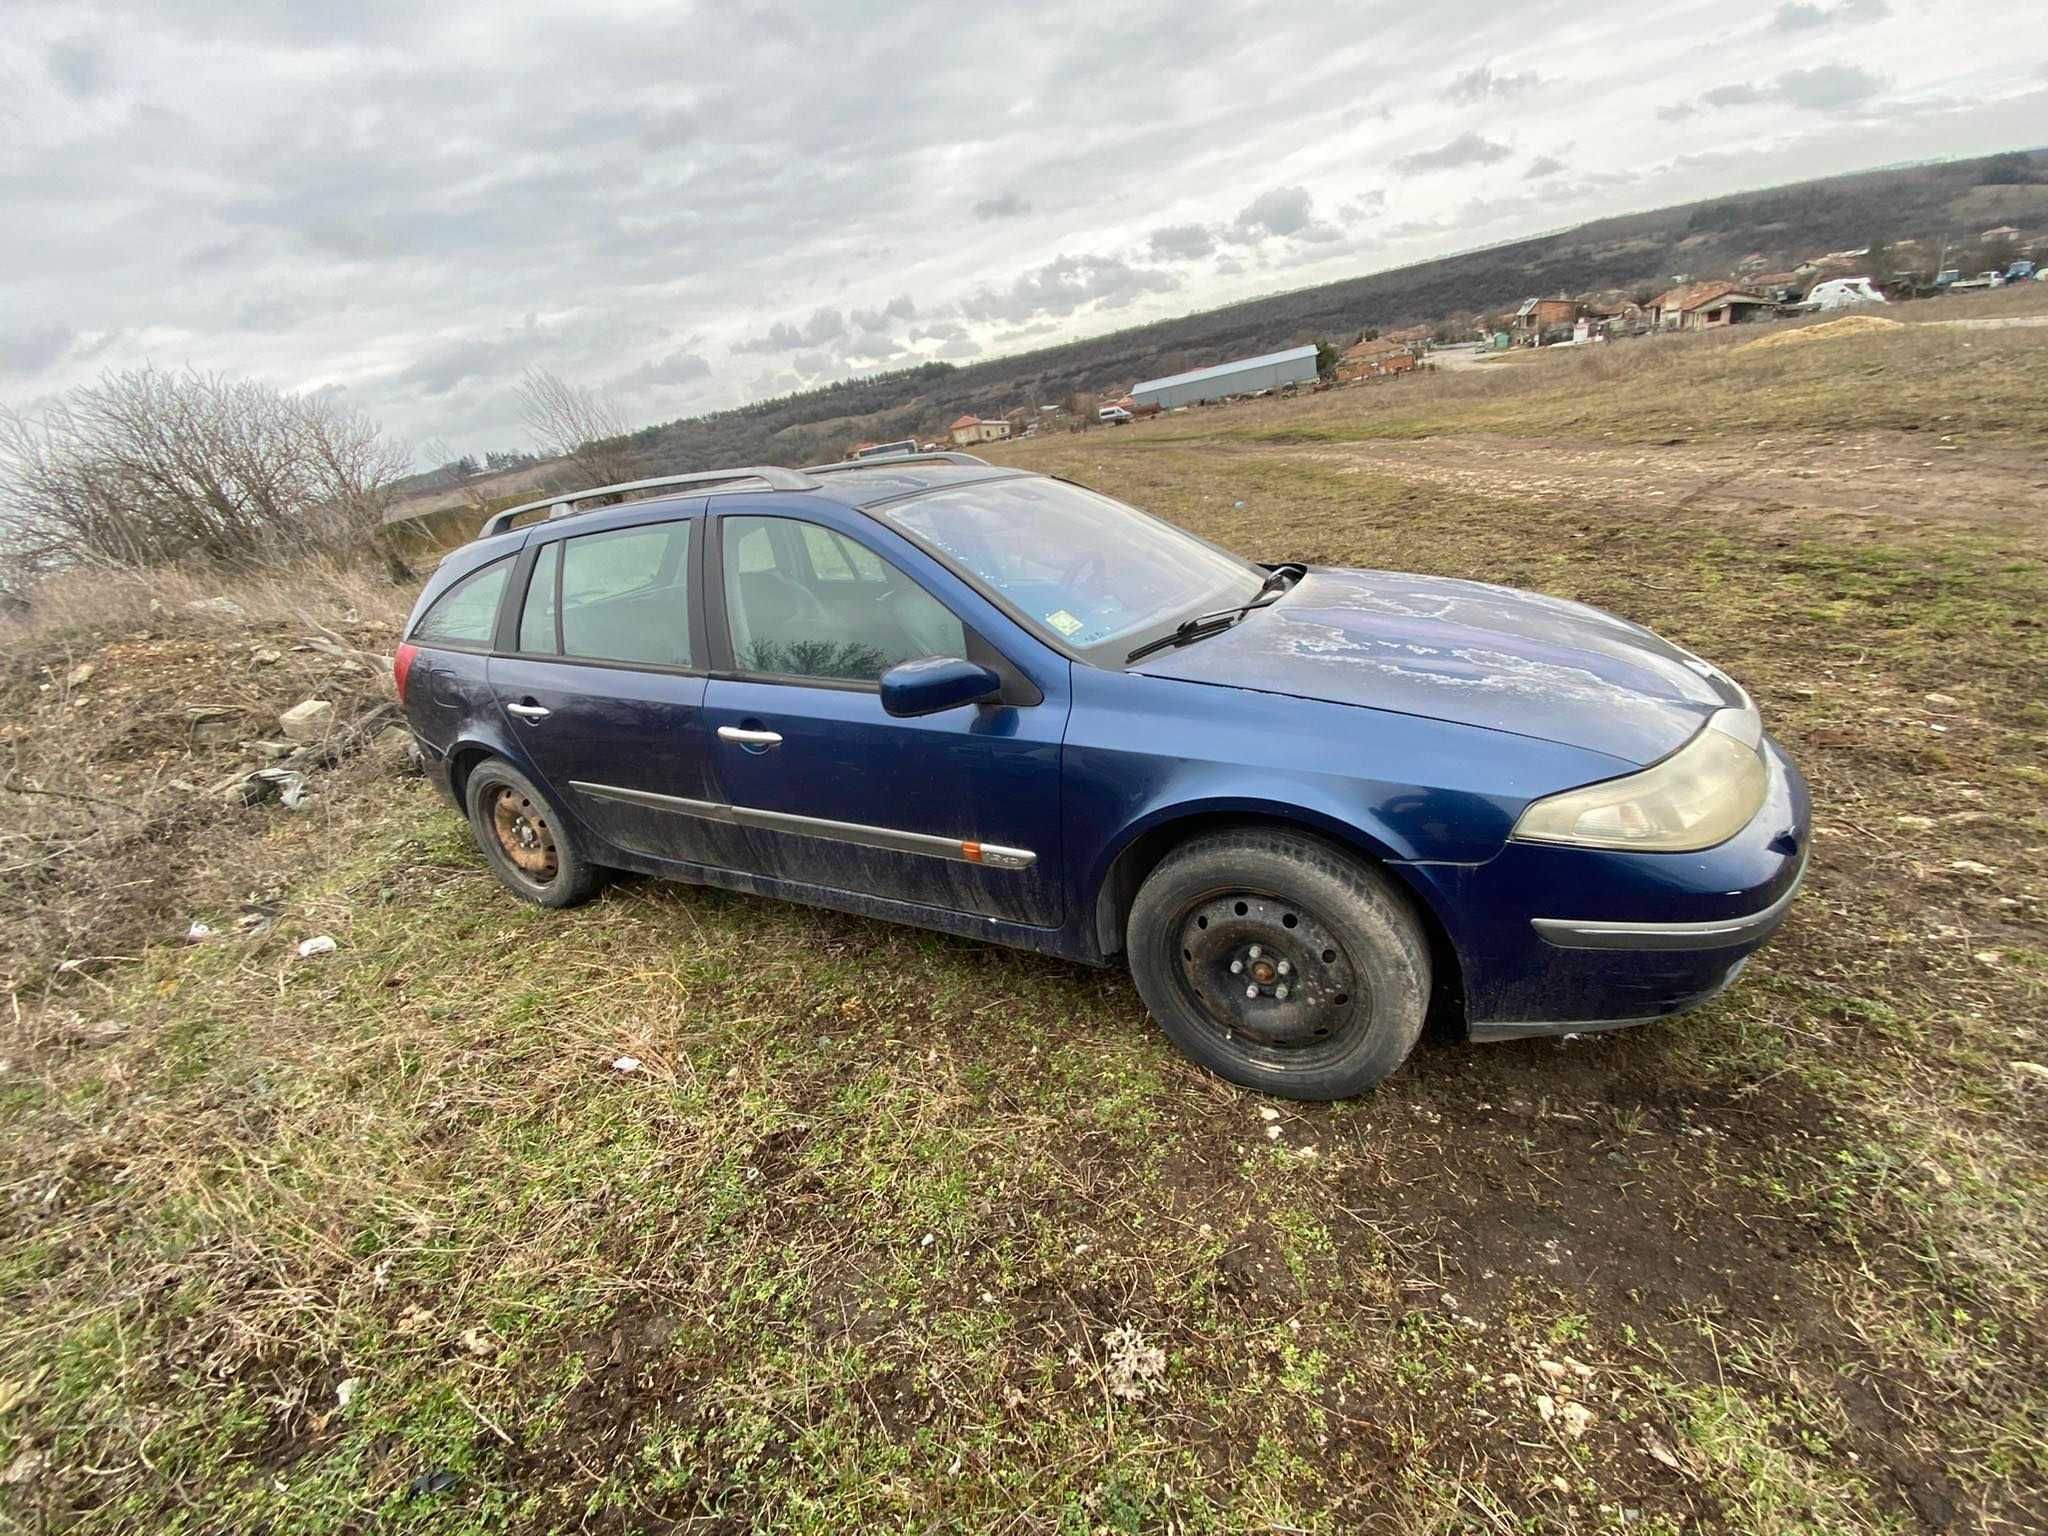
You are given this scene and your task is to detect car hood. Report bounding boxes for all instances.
[1132,568,1745,766]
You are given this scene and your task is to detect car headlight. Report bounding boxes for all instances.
[1512,709,1768,852]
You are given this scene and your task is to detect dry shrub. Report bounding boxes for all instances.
[0,365,408,594]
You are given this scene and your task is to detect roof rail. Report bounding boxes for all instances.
[479,466,819,539]
[803,451,991,476]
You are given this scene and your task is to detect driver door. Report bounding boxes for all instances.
[702,504,1068,928]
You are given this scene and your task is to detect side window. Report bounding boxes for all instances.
[722,515,966,683]
[412,557,511,646]
[560,522,695,668]
[518,542,560,654]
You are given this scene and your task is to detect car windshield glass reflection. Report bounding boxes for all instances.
[881,477,1262,658]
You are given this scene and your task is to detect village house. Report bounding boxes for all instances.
[1648,280,1777,331]
[1335,336,1417,382]
[1747,272,1807,303]
[1574,292,1648,339]
[947,414,1012,447]
[1513,296,1578,340]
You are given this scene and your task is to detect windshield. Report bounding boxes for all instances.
[879,477,1264,662]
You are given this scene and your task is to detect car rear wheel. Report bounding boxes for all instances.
[465,759,601,908]
[1127,828,1431,1100]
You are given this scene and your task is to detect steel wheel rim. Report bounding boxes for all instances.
[1168,887,1367,1068]
[488,786,559,883]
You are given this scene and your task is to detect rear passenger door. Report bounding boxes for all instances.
[486,513,752,872]
[702,506,1066,928]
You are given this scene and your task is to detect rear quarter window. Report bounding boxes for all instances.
[412,557,511,646]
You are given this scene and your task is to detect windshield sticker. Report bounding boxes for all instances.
[1044,608,1085,637]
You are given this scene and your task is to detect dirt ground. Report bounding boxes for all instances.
[1280,428,2048,536]
[1,317,2043,1534]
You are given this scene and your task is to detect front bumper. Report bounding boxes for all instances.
[1530,845,1808,951]
[1410,733,1811,1041]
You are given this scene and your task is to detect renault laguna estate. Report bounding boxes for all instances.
[397,453,1809,1099]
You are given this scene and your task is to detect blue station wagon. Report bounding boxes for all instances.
[397,453,1809,1099]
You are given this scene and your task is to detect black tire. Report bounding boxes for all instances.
[464,759,602,909]
[1126,828,1430,1100]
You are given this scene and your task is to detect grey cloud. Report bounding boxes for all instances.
[1671,64,1888,118]
[733,307,849,353]
[1771,0,1889,29]
[957,253,1178,325]
[396,335,529,397]
[1230,186,1341,243]
[613,351,713,391]
[972,191,1031,220]
[46,39,109,98]
[1235,185,1314,237]
[1526,155,1568,178]
[1149,223,1216,260]
[1771,2,1829,26]
[0,324,78,377]
[1776,63,1887,110]
[1702,83,1765,108]
[1393,131,1513,175]
[1446,63,1539,103]
[1338,189,1387,219]
[849,293,915,331]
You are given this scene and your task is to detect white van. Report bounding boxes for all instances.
[1801,277,1887,311]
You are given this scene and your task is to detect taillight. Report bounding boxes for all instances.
[393,642,418,703]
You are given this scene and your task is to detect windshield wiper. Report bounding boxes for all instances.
[1125,565,1301,665]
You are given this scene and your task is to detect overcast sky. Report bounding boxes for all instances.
[4,0,2042,461]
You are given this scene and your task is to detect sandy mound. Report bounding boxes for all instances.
[1740,314,1904,351]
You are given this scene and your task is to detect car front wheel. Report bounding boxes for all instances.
[1126,828,1431,1100]
[465,758,602,909]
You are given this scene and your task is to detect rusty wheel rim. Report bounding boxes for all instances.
[488,786,559,882]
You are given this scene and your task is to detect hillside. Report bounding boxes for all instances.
[391,148,2048,517]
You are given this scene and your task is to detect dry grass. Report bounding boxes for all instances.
[1109,302,2048,451]
[1738,314,1903,351]
[0,559,413,996]
[3,326,2046,1534]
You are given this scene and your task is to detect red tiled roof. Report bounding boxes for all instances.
[1653,280,1767,314]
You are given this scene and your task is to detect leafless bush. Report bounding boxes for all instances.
[0,366,409,595]
[516,367,637,486]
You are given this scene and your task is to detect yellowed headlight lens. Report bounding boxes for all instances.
[1513,717,1768,852]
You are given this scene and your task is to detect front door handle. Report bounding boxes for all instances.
[505,702,550,721]
[717,725,782,748]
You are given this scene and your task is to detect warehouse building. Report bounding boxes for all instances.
[1130,344,1319,410]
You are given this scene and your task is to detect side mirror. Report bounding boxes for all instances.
[880,656,1001,718]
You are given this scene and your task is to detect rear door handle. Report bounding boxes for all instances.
[505,702,550,721]
[717,726,782,747]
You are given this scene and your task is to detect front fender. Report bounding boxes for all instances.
[1062,666,1628,959]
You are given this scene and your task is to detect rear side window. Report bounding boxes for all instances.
[411,557,510,646]
[559,522,695,667]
